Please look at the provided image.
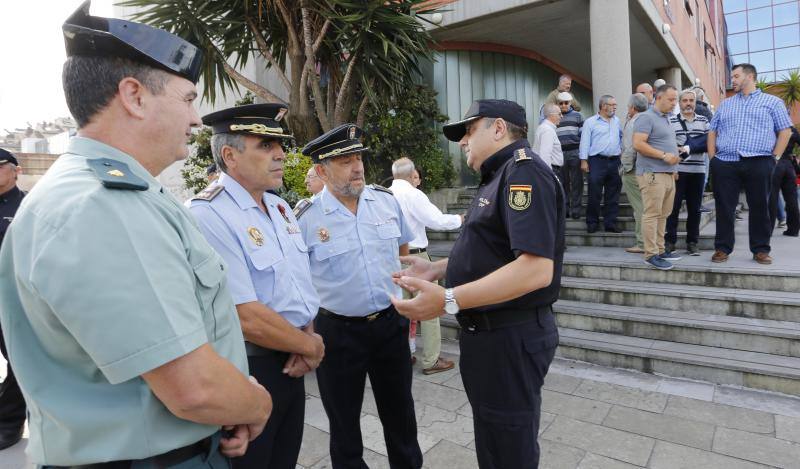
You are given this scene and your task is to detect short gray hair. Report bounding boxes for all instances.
[543,103,560,117]
[210,133,246,174]
[679,89,697,101]
[598,95,615,108]
[391,157,415,179]
[628,93,649,113]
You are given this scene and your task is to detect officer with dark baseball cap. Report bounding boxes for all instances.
[393,98,565,468]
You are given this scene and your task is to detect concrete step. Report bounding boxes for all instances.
[562,257,800,293]
[565,209,714,233]
[559,277,800,322]
[553,299,800,357]
[563,231,716,249]
[556,328,800,396]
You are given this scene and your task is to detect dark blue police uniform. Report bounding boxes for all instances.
[446,139,565,469]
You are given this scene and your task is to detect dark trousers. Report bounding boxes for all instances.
[586,155,622,228]
[710,156,775,254]
[560,158,584,217]
[770,157,800,236]
[459,312,559,469]
[0,325,26,431]
[314,307,421,469]
[233,352,305,469]
[665,172,705,246]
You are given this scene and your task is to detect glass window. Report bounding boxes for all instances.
[750,50,775,72]
[727,0,746,10]
[774,3,800,26]
[775,45,800,69]
[748,0,771,7]
[729,33,749,55]
[749,29,774,50]
[726,12,748,33]
[774,24,800,47]
[759,71,777,83]
[731,53,750,66]
[748,7,773,30]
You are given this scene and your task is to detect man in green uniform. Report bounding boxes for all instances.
[0,2,271,467]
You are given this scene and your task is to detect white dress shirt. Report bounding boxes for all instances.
[533,119,564,167]
[389,178,462,249]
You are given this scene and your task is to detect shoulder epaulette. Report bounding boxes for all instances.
[192,184,224,202]
[370,184,394,195]
[514,148,532,163]
[86,158,148,191]
[293,198,313,218]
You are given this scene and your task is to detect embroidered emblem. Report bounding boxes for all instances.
[508,184,532,211]
[317,227,330,242]
[248,227,265,246]
[107,169,125,177]
[348,126,356,140]
[514,148,531,162]
[478,197,491,207]
[275,107,288,122]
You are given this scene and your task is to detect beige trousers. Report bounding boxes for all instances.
[403,250,442,368]
[637,172,676,259]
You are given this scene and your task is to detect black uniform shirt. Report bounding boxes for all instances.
[445,139,566,314]
[0,186,24,246]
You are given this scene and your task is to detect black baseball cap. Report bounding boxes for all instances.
[0,148,18,166]
[442,99,528,142]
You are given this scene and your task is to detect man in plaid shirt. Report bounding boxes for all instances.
[708,63,793,265]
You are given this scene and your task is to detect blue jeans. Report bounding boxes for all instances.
[585,155,622,228]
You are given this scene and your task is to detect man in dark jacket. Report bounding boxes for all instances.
[556,92,585,218]
[770,126,800,236]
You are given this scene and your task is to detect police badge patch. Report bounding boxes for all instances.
[508,185,532,211]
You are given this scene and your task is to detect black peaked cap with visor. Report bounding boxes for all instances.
[202,104,293,140]
[442,99,528,142]
[302,124,368,163]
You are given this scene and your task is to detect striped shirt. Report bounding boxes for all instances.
[670,113,709,174]
[555,109,584,159]
[709,89,792,162]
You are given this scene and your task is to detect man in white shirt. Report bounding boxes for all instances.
[389,157,461,375]
[533,104,564,171]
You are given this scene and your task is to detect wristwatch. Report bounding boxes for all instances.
[444,288,460,315]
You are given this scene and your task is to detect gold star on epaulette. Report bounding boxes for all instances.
[514,148,531,162]
[192,185,224,202]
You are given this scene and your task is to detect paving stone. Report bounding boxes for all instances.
[416,408,474,446]
[359,414,440,457]
[305,395,330,433]
[543,372,583,394]
[441,372,465,391]
[0,439,28,469]
[540,411,556,436]
[540,415,655,466]
[775,415,800,444]
[648,441,771,469]
[655,377,715,401]
[297,424,330,468]
[309,447,389,469]
[573,380,668,413]
[713,427,800,468]
[664,395,775,434]
[422,439,478,469]
[539,439,586,469]
[411,378,469,412]
[541,390,612,424]
[456,401,473,418]
[551,359,662,392]
[602,405,715,450]
[714,385,800,418]
[577,453,644,469]
[305,373,320,398]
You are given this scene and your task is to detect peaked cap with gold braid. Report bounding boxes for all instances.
[202,103,293,139]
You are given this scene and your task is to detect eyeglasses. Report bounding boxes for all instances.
[557,101,571,105]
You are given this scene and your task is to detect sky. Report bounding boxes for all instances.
[0,0,115,132]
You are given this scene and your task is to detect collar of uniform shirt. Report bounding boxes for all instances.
[479,139,530,183]
[67,136,163,192]
[218,173,261,210]
[319,184,376,214]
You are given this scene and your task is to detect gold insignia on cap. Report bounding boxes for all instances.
[230,123,284,135]
[248,227,265,246]
[317,227,330,242]
[275,108,288,122]
[508,184,532,211]
[348,126,356,140]
[514,148,531,161]
[107,169,125,177]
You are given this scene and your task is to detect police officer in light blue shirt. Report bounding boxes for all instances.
[189,104,324,469]
[296,124,423,469]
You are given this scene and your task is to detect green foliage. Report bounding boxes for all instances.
[182,127,214,194]
[362,85,455,191]
[275,150,314,207]
[775,69,800,115]
[756,78,771,92]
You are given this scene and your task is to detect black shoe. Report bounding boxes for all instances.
[571,213,580,220]
[665,242,676,254]
[784,230,799,237]
[0,426,24,451]
[587,225,598,233]
[604,225,623,233]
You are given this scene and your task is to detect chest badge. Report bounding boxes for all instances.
[508,185,532,211]
[247,227,265,246]
[317,227,330,242]
[478,197,491,207]
[107,169,125,177]
[277,204,300,234]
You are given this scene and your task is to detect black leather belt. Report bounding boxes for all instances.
[44,435,213,469]
[318,306,394,323]
[590,154,620,159]
[456,306,552,333]
[409,248,427,254]
[245,342,290,359]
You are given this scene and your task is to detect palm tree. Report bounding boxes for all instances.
[774,69,800,112]
[122,0,440,143]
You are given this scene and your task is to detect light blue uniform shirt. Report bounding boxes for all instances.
[297,186,413,317]
[189,173,319,329]
[0,137,248,465]
[579,114,623,159]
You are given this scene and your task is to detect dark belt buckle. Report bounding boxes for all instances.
[366,312,380,322]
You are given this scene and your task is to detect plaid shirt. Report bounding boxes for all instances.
[710,89,792,162]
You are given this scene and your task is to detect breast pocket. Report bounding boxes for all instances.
[376,219,401,239]
[193,254,231,339]
[313,238,350,275]
[248,247,283,303]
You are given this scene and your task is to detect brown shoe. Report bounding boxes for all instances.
[422,357,455,375]
[753,252,773,265]
[711,251,729,263]
[625,246,645,254]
